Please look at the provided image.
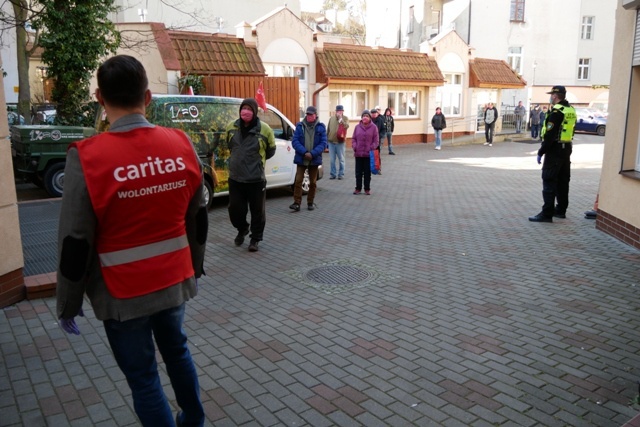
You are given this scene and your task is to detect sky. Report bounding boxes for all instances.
[299,0,325,13]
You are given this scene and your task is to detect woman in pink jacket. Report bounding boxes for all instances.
[351,110,379,195]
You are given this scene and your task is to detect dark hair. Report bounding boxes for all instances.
[97,55,148,108]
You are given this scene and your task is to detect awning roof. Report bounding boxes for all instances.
[316,43,444,86]
[469,58,527,89]
[166,31,265,76]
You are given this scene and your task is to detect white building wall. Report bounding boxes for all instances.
[369,0,616,107]
[111,0,301,33]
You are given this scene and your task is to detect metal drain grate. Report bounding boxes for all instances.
[283,259,401,295]
[304,266,372,285]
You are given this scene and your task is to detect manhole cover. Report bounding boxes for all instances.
[304,265,372,285]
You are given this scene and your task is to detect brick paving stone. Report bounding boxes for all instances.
[6,137,640,426]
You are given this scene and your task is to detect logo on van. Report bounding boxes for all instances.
[169,105,200,123]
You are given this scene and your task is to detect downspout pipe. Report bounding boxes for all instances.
[312,79,330,107]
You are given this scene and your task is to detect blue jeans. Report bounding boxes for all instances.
[434,129,442,148]
[104,303,204,427]
[382,132,394,152]
[328,142,346,178]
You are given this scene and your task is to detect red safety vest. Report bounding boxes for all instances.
[72,126,202,298]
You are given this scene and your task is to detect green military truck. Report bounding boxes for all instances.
[11,125,96,198]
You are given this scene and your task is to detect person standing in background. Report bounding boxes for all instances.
[351,110,379,195]
[290,106,327,211]
[529,86,577,223]
[483,102,498,146]
[431,107,447,150]
[226,98,276,252]
[381,108,395,155]
[529,104,541,139]
[514,100,526,133]
[326,105,349,180]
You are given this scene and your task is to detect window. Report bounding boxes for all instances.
[437,74,462,116]
[581,16,595,40]
[510,0,525,22]
[507,47,523,74]
[407,6,414,34]
[387,91,419,117]
[329,90,367,119]
[578,58,591,80]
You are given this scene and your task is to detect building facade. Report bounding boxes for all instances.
[596,0,640,249]
[367,0,615,110]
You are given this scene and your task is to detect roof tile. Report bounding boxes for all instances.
[316,43,443,85]
[167,31,265,75]
[469,58,527,88]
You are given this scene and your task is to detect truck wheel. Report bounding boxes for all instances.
[203,179,214,209]
[44,162,65,198]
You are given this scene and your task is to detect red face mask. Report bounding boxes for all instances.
[240,109,254,122]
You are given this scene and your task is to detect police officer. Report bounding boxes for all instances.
[529,85,577,223]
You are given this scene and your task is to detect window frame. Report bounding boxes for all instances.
[578,58,591,80]
[437,73,463,117]
[329,89,368,119]
[507,46,523,75]
[510,0,525,22]
[387,90,419,118]
[581,16,595,40]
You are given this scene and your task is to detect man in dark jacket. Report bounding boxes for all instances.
[226,98,276,251]
[289,106,327,211]
[529,86,577,223]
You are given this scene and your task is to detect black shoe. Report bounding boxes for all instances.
[329,176,336,179]
[553,213,566,219]
[248,239,259,252]
[234,229,249,246]
[289,203,300,211]
[389,152,395,155]
[528,213,553,223]
[308,203,316,211]
[584,210,597,219]
[338,176,343,180]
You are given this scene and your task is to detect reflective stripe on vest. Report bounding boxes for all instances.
[99,235,188,267]
[73,126,201,299]
[552,104,577,142]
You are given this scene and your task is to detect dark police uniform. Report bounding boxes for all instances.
[529,86,576,222]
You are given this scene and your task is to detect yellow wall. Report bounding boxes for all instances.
[598,1,640,228]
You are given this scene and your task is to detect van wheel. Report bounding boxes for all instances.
[44,162,65,198]
[203,180,214,209]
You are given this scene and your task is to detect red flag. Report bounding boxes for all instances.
[256,81,267,111]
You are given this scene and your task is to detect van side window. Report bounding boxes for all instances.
[259,109,285,139]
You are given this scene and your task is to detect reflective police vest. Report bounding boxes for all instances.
[542,104,577,142]
[73,126,202,299]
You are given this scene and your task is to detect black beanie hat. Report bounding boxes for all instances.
[240,98,259,117]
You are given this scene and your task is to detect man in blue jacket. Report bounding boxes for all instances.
[289,106,327,211]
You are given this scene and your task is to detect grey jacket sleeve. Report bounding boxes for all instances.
[56,148,97,319]
[185,147,208,278]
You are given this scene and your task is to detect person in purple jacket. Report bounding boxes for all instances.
[351,109,379,195]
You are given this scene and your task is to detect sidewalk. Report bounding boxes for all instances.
[3,135,640,426]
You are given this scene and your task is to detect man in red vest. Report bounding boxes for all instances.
[56,55,208,427]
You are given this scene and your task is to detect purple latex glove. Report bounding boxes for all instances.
[59,308,84,335]
[537,155,542,164]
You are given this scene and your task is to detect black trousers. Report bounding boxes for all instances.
[228,179,266,241]
[541,144,572,217]
[354,156,371,191]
